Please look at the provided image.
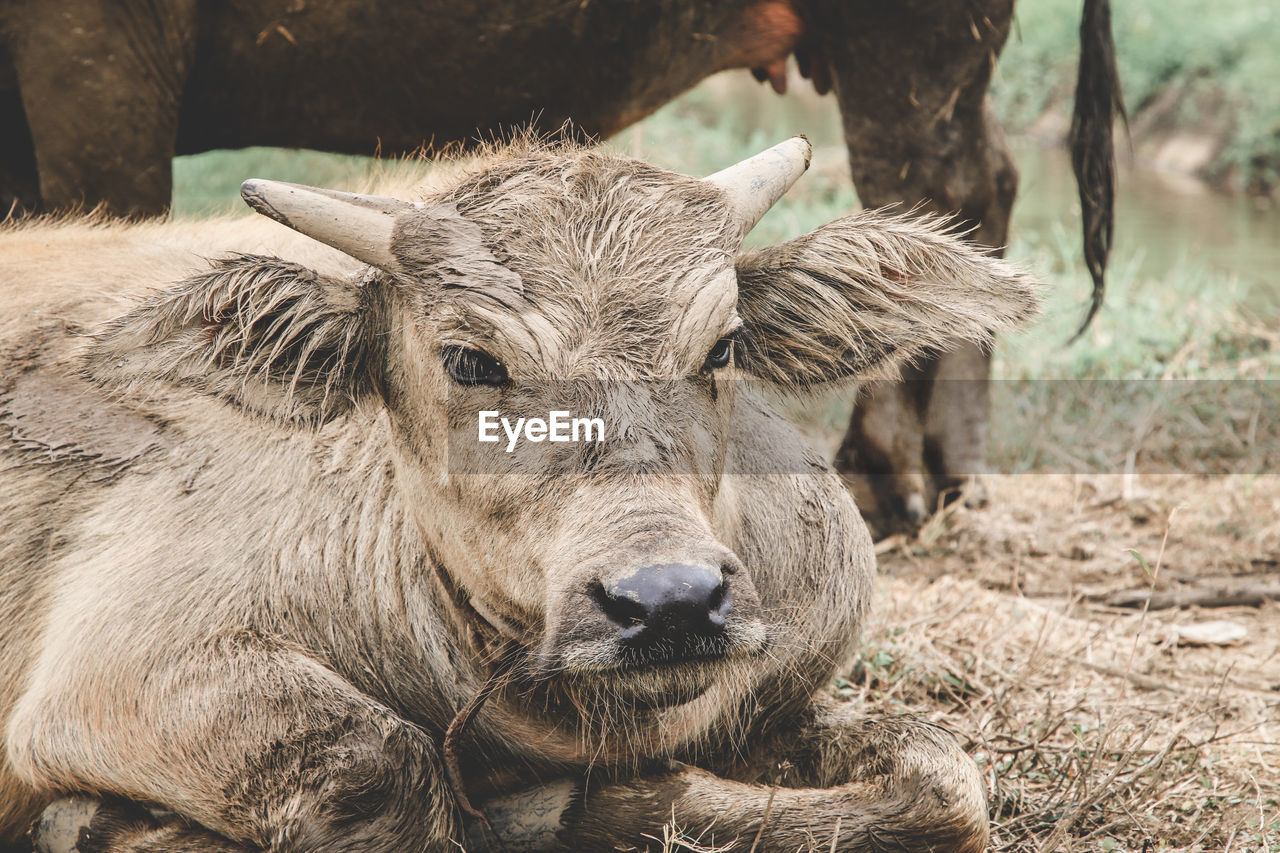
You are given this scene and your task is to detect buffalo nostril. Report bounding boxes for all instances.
[591,582,647,635]
[706,580,730,628]
[598,564,730,647]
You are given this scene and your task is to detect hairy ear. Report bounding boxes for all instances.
[86,254,378,423]
[734,211,1040,389]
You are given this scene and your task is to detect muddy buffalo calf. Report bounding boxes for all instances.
[0,139,1037,852]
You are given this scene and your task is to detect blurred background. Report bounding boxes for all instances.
[170,0,1279,478]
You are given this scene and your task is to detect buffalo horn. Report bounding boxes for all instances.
[240,180,419,271]
[703,136,812,238]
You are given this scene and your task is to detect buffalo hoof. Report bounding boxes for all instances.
[903,492,929,526]
[469,778,576,852]
[941,474,989,511]
[30,797,159,853]
[30,796,101,853]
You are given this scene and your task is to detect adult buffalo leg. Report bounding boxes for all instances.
[7,0,197,217]
[9,644,459,852]
[0,81,39,219]
[817,0,1019,536]
[558,698,987,852]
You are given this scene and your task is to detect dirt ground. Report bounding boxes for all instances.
[851,473,1280,851]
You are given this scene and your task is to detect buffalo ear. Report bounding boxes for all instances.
[733,210,1040,389]
[86,254,378,423]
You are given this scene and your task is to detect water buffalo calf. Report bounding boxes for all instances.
[0,139,1038,852]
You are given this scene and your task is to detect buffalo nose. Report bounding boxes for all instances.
[596,564,730,646]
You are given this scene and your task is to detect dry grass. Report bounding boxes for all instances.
[854,473,1280,852]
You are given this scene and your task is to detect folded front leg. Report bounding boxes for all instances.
[560,701,987,853]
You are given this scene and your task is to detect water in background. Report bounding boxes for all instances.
[1011,143,1280,315]
[618,75,1279,318]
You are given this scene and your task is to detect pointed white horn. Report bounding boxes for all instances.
[704,136,812,238]
[240,180,420,270]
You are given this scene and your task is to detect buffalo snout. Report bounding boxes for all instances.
[540,543,766,676]
[594,563,731,651]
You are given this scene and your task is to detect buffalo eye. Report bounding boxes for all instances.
[442,346,508,387]
[702,334,735,372]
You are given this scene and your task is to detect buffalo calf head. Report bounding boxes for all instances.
[88,138,1038,717]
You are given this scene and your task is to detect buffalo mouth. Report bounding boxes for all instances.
[527,660,723,718]
[543,622,766,675]
[611,632,735,669]
[528,635,766,717]
[628,678,712,711]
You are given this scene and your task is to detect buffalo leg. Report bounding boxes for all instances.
[817,0,1019,535]
[8,644,459,852]
[559,700,987,853]
[7,0,197,217]
[0,82,39,219]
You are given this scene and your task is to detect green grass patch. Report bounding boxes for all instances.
[173,148,380,218]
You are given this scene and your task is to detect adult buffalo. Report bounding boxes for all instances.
[0,0,1122,531]
[0,139,1037,851]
